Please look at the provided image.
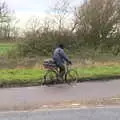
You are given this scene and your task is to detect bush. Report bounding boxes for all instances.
[16,30,77,57]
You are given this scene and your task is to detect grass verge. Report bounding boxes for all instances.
[77,65,120,79]
[0,65,120,87]
[0,69,45,87]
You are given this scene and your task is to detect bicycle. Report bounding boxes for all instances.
[43,61,78,85]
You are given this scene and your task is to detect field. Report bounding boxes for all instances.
[0,43,120,87]
[0,43,15,55]
[0,65,120,87]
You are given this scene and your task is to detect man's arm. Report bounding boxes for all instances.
[59,49,71,63]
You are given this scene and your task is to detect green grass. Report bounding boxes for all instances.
[77,65,120,78]
[0,69,45,87]
[0,65,120,87]
[0,43,16,55]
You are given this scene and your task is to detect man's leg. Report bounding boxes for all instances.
[59,64,65,79]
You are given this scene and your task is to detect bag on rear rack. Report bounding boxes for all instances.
[43,59,56,68]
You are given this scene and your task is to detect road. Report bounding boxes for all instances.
[0,79,120,111]
[0,107,120,120]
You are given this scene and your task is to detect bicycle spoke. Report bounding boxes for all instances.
[44,71,57,85]
[65,70,78,84]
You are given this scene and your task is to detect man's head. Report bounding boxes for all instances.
[58,44,64,49]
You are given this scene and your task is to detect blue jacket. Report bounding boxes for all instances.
[53,47,69,66]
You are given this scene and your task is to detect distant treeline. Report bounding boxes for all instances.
[1,0,120,56]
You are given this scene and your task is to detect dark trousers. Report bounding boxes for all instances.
[59,64,65,78]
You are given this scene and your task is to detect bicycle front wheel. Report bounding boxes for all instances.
[44,70,57,85]
[65,69,78,83]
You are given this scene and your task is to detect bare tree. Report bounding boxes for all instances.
[50,0,71,32]
[0,1,17,41]
[26,16,41,33]
[75,0,120,50]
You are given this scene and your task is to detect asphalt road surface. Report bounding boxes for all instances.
[0,107,120,120]
[0,79,120,111]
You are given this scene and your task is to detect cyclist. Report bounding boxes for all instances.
[53,44,72,80]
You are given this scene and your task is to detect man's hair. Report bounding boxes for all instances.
[58,44,64,49]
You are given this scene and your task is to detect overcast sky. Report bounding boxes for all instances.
[4,0,83,28]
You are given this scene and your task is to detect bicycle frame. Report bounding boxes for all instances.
[44,63,71,78]
[43,62,78,84]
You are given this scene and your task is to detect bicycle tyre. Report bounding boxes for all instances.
[43,70,57,85]
[65,69,78,84]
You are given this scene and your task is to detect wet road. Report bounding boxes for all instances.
[0,107,120,120]
[0,80,120,111]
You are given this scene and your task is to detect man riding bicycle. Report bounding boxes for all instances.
[53,44,72,80]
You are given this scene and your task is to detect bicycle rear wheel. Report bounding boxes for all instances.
[44,70,57,85]
[65,69,78,84]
